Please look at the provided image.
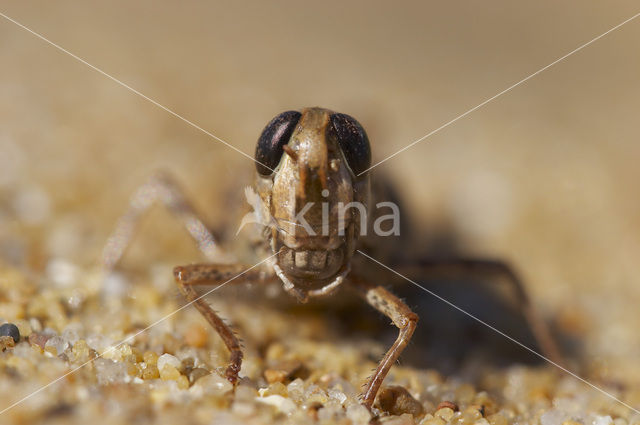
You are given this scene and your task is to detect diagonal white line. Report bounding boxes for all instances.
[0,251,279,416]
[356,249,640,415]
[0,11,274,173]
[359,11,640,176]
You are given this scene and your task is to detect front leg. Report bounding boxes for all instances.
[173,263,268,384]
[349,275,418,409]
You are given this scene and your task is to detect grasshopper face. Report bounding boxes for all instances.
[254,107,371,294]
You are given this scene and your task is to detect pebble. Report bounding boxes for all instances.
[381,413,416,425]
[176,374,190,390]
[461,405,484,422]
[328,387,347,405]
[189,367,210,384]
[346,403,372,424]
[420,416,446,425]
[159,364,181,381]
[94,358,128,385]
[541,409,568,425]
[487,414,508,425]
[191,372,233,396]
[71,340,91,362]
[435,407,456,421]
[141,364,160,380]
[235,384,259,402]
[436,401,458,411]
[287,378,305,401]
[593,417,614,425]
[28,332,50,350]
[157,353,181,372]
[86,334,112,353]
[317,402,342,421]
[256,394,296,415]
[0,322,20,343]
[0,335,15,350]
[259,381,288,397]
[44,335,69,356]
[62,326,81,345]
[377,385,424,417]
[143,351,158,366]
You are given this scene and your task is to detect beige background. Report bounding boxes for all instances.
[1,2,639,365]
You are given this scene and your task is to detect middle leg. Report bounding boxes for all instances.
[102,171,230,271]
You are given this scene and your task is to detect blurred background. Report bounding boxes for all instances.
[1,1,639,380]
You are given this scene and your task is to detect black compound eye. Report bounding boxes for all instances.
[330,113,371,176]
[255,110,302,176]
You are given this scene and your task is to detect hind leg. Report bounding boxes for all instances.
[389,257,563,366]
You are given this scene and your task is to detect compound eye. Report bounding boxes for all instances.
[330,113,371,176]
[255,110,302,176]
